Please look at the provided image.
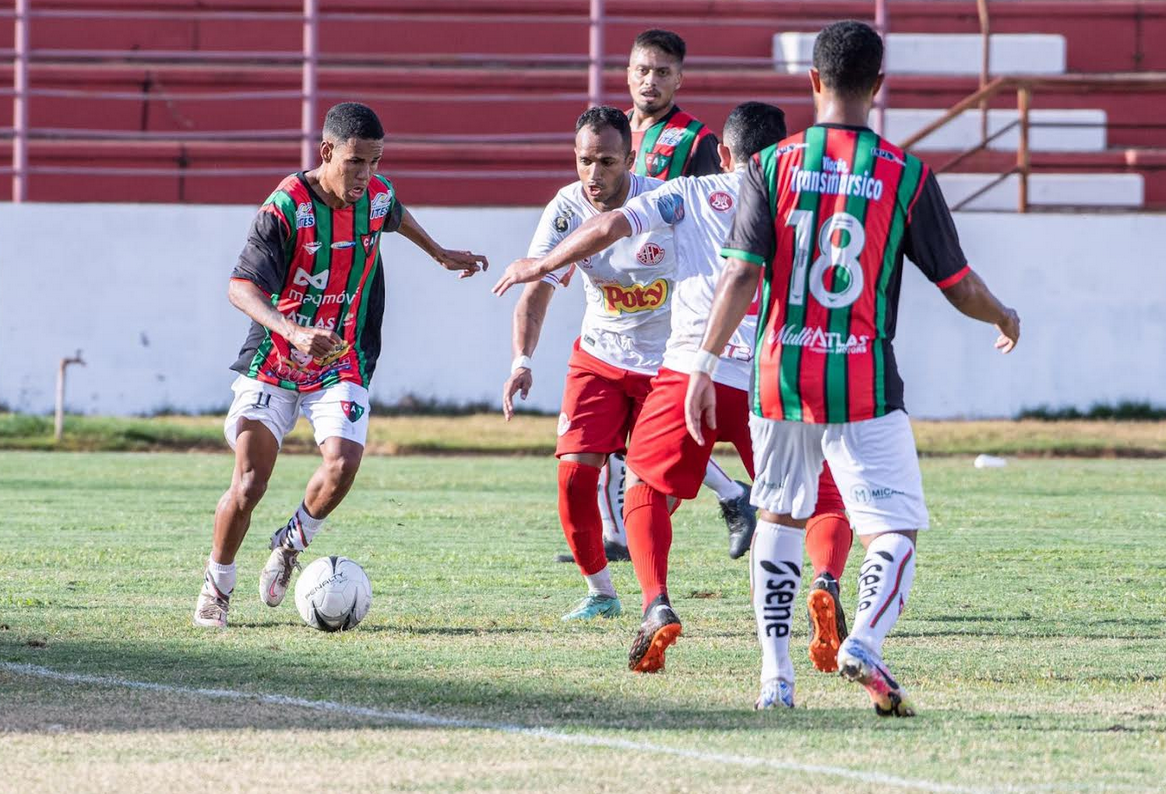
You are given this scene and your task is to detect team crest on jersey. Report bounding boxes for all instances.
[302,242,323,255]
[708,191,734,212]
[370,192,393,220]
[645,153,672,175]
[340,400,365,423]
[361,233,379,253]
[557,412,571,436]
[601,278,669,315]
[636,242,666,266]
[295,202,315,229]
[292,267,329,289]
[657,127,686,147]
[553,215,571,233]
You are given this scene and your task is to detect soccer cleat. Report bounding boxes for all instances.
[192,574,230,628]
[806,572,849,673]
[721,481,758,559]
[554,540,631,564]
[259,526,302,607]
[628,597,682,673]
[561,593,622,621]
[755,679,796,710]
[837,637,916,717]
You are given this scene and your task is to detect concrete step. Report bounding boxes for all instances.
[775,33,1066,76]
[889,108,1107,152]
[937,173,1143,211]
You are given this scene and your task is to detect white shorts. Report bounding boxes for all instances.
[749,409,929,535]
[223,375,370,450]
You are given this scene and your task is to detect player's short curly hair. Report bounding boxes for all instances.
[323,102,385,143]
[575,106,632,153]
[723,102,787,162]
[812,21,884,96]
[632,29,686,62]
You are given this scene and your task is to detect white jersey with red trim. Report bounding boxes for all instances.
[618,169,757,391]
[528,174,676,374]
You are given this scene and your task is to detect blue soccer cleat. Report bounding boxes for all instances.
[837,637,916,717]
[561,593,622,621]
[755,679,796,710]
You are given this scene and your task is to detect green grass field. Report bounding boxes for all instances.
[2,451,1164,792]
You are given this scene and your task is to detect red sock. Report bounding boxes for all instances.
[805,511,853,580]
[623,483,672,613]
[558,461,606,576]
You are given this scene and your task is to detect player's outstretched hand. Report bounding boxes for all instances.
[995,307,1020,354]
[492,258,545,297]
[290,326,344,360]
[435,249,489,279]
[502,368,533,421]
[684,372,717,445]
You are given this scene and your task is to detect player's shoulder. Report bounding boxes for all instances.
[263,173,307,207]
[634,174,666,196]
[371,174,395,194]
[548,180,587,209]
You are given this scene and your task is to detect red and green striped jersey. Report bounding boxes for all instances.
[629,105,721,179]
[229,172,404,392]
[721,124,970,423]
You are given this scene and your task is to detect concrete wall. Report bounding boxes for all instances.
[1,204,1162,420]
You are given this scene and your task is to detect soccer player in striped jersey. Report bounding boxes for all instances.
[688,22,1020,713]
[193,102,487,629]
[495,107,676,622]
[492,102,856,682]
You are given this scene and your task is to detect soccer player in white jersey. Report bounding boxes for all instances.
[494,107,677,621]
[493,102,856,680]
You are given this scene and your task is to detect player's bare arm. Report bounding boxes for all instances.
[941,269,1021,353]
[227,278,341,359]
[396,207,489,278]
[502,281,554,420]
[491,212,634,296]
[684,257,761,444]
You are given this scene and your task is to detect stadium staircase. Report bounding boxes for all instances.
[0,0,1163,208]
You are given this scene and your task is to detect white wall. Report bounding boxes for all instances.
[0,204,1162,420]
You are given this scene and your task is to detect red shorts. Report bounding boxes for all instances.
[555,341,654,457]
[625,368,754,500]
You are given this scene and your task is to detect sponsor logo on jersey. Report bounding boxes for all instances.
[295,202,315,228]
[340,400,365,423]
[303,242,323,255]
[361,233,379,253]
[721,342,753,362]
[601,278,669,315]
[657,127,686,147]
[557,412,571,436]
[774,142,806,155]
[636,242,666,266]
[849,484,906,505]
[872,147,907,167]
[292,267,329,289]
[370,192,393,220]
[655,194,684,224]
[708,191,733,212]
[788,164,885,200]
[770,324,871,355]
[331,240,357,250]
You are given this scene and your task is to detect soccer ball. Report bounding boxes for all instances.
[294,555,372,632]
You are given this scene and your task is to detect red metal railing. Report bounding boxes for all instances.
[3,1,888,201]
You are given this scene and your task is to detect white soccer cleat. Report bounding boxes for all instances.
[837,637,916,717]
[193,574,230,628]
[259,528,302,607]
[755,679,796,710]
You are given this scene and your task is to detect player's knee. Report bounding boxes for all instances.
[233,470,268,510]
[324,451,362,487]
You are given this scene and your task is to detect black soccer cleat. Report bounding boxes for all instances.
[721,481,758,559]
[554,540,631,564]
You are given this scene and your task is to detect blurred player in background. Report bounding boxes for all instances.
[493,102,855,680]
[193,102,487,628]
[496,107,674,622]
[586,28,754,565]
[688,22,1020,712]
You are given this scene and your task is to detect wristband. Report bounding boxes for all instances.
[692,349,719,377]
[511,355,533,373]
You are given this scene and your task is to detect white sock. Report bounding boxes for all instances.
[850,533,916,656]
[206,558,236,595]
[598,454,627,546]
[282,503,324,551]
[703,459,745,502]
[751,520,804,685]
[584,566,617,598]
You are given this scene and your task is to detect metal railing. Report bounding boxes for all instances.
[3,1,887,202]
[901,73,1166,212]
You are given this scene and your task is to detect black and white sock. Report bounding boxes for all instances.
[850,533,916,655]
[751,520,804,685]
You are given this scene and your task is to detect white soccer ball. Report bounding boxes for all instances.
[294,555,372,632]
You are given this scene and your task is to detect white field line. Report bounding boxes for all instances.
[0,662,1113,794]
